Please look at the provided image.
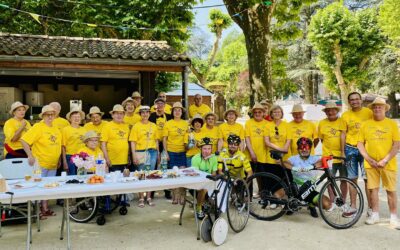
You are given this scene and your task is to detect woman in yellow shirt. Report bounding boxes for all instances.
[62,108,86,175]
[78,130,104,173]
[122,97,141,129]
[185,114,205,167]
[4,101,31,158]
[201,112,219,153]
[217,109,245,152]
[129,106,159,207]
[163,102,188,204]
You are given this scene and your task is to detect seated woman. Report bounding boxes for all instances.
[78,130,104,173]
[191,137,218,218]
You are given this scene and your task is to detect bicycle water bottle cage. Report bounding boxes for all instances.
[270,150,283,160]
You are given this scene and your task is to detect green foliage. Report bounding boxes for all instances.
[0,0,200,50]
[154,72,179,93]
[378,0,400,44]
[207,9,232,36]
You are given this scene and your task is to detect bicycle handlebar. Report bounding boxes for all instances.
[206,174,224,182]
[321,155,346,169]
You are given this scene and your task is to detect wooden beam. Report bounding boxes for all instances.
[73,84,78,91]
[53,83,58,91]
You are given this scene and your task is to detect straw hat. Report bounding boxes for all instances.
[109,104,125,114]
[251,103,265,113]
[122,97,135,107]
[224,109,239,120]
[66,107,85,121]
[368,97,390,111]
[291,104,306,114]
[86,106,104,119]
[82,130,100,142]
[131,91,143,99]
[154,98,166,104]
[260,99,271,106]
[204,112,218,120]
[9,101,29,115]
[39,105,56,118]
[171,102,185,111]
[322,101,341,112]
[190,114,204,127]
[138,105,151,113]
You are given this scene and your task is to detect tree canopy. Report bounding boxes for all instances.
[378,0,400,44]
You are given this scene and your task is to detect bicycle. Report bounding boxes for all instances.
[247,151,364,229]
[200,155,250,246]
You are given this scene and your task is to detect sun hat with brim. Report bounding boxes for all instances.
[224,109,239,120]
[86,106,104,119]
[368,97,390,111]
[322,101,341,112]
[260,99,271,106]
[66,107,85,121]
[9,101,29,115]
[191,114,204,127]
[109,104,125,114]
[204,112,218,121]
[82,130,100,142]
[154,98,166,104]
[131,91,143,99]
[251,103,265,113]
[122,97,135,107]
[291,104,306,114]
[138,105,151,113]
[39,105,56,118]
[171,102,185,111]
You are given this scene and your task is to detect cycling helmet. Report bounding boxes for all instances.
[197,137,213,147]
[227,134,241,145]
[297,137,312,150]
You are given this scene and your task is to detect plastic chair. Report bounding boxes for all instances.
[0,158,40,238]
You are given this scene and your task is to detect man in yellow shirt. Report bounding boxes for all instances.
[188,94,212,118]
[150,92,172,114]
[84,106,108,136]
[287,104,319,156]
[131,91,144,114]
[49,102,70,130]
[357,97,400,229]
[342,92,373,217]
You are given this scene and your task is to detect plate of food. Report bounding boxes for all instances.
[13,183,37,189]
[181,168,200,176]
[38,182,62,189]
[166,171,180,178]
[87,175,105,184]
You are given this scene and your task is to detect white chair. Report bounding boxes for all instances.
[0,158,40,237]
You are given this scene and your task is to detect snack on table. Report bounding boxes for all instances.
[44,182,60,188]
[87,175,104,184]
[182,168,199,176]
[167,171,179,178]
[34,177,42,182]
[146,171,163,179]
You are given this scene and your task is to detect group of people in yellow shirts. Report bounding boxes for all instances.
[2,90,399,228]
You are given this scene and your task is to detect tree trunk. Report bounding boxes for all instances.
[333,43,349,110]
[224,1,275,106]
[313,73,319,103]
[388,91,399,118]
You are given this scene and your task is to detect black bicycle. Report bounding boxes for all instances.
[200,155,250,245]
[247,151,364,229]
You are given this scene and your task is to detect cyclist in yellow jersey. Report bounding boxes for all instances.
[217,109,245,152]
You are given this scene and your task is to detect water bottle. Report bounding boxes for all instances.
[95,154,105,177]
[33,158,42,182]
[160,151,168,173]
[187,132,196,149]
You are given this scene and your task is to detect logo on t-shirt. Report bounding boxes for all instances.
[329,127,338,136]
[49,135,57,143]
[295,128,304,136]
[117,130,126,138]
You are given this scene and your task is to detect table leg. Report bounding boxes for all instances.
[193,190,200,240]
[60,200,65,240]
[66,199,71,250]
[26,200,31,250]
[0,202,2,238]
[35,201,40,232]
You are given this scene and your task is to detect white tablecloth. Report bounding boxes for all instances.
[0,172,214,203]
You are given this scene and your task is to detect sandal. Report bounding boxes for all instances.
[138,199,145,208]
[42,210,56,217]
[38,212,48,220]
[172,199,178,205]
[146,198,155,207]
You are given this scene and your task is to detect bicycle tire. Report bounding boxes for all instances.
[247,172,289,221]
[226,178,250,233]
[69,197,98,223]
[318,177,364,229]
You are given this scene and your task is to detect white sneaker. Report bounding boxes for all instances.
[390,218,400,230]
[365,213,380,225]
[269,203,277,209]
[341,203,350,212]
[366,208,373,218]
[326,203,337,212]
[342,207,357,218]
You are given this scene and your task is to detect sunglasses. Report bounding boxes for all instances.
[275,126,279,136]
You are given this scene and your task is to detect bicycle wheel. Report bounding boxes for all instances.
[247,172,289,221]
[226,178,250,233]
[318,177,364,229]
[69,197,98,223]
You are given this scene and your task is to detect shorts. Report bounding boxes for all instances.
[109,165,128,172]
[168,151,187,168]
[331,163,348,177]
[345,145,366,179]
[41,168,57,177]
[365,168,397,191]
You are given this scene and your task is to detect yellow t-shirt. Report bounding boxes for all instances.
[218,150,251,178]
[123,114,141,128]
[53,117,70,130]
[163,119,188,153]
[100,121,130,165]
[77,146,104,172]
[244,119,269,163]
[184,130,206,157]
[129,121,158,150]
[288,120,318,156]
[4,118,32,152]
[134,105,143,114]
[265,121,291,163]
[318,118,346,163]
[358,118,400,171]
[218,122,245,150]
[150,103,172,114]
[342,107,373,146]
[201,125,220,153]
[189,104,212,118]
[83,121,108,136]
[62,126,87,155]
[21,122,62,169]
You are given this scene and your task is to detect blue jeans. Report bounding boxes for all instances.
[168,151,186,168]
[137,149,158,171]
[345,145,366,179]
[66,154,77,175]
[186,156,193,168]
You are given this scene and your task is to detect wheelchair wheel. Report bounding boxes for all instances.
[119,206,128,215]
[247,172,289,221]
[96,215,106,226]
[211,217,228,246]
[319,177,364,229]
[69,197,98,223]
[226,178,250,233]
[200,216,212,242]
